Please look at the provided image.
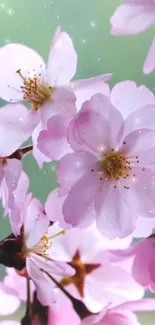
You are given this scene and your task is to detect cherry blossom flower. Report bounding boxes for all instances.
[81,299,155,325]
[46,223,144,313]
[110,0,155,74]
[57,93,155,238]
[0,27,111,166]
[7,196,75,306]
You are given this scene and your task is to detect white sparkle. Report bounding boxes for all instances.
[55,14,60,19]
[8,8,14,15]
[89,21,96,28]
[82,39,87,44]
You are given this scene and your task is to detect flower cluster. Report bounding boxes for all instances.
[0,1,155,324]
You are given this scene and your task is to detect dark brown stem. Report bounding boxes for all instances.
[42,270,91,320]
[7,145,33,160]
[21,277,32,325]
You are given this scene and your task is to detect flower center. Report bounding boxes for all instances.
[16,69,55,110]
[100,151,127,180]
[23,229,65,260]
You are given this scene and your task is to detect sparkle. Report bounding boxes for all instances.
[81,39,87,44]
[7,8,14,15]
[89,21,96,28]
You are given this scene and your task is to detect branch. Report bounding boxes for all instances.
[8,145,33,160]
[21,277,32,325]
[42,270,91,320]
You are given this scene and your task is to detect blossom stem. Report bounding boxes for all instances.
[7,145,33,160]
[21,277,32,325]
[42,270,91,320]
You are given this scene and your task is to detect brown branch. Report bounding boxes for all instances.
[7,145,33,160]
[42,270,91,320]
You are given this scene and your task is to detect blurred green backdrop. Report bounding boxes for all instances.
[0,0,154,323]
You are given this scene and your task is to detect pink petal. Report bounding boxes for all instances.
[40,88,76,127]
[4,159,22,209]
[133,217,155,238]
[0,166,4,186]
[105,311,139,325]
[23,198,49,248]
[48,299,80,325]
[69,109,110,155]
[26,258,56,306]
[0,43,45,102]
[0,285,20,316]
[143,37,155,74]
[4,267,35,302]
[118,298,155,312]
[120,129,155,166]
[111,81,155,120]
[69,74,111,110]
[10,171,29,211]
[132,240,153,288]
[4,171,29,235]
[47,26,77,86]
[121,169,155,220]
[0,104,39,156]
[96,185,137,239]
[67,118,89,152]
[90,265,144,303]
[45,189,71,229]
[74,94,124,150]
[110,4,155,35]
[123,105,155,137]
[37,115,72,161]
[57,151,98,195]
[30,253,75,277]
[63,172,100,227]
[32,123,51,168]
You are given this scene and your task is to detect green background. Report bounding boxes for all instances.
[0,0,154,323]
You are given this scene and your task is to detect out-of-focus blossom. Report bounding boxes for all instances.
[110,0,155,74]
[48,293,80,325]
[0,281,20,316]
[81,299,155,325]
[122,235,155,292]
[47,223,144,313]
[4,267,35,302]
[8,196,75,306]
[57,93,155,238]
[0,27,111,167]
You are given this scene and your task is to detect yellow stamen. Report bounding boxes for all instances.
[16,69,55,110]
[48,230,65,240]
